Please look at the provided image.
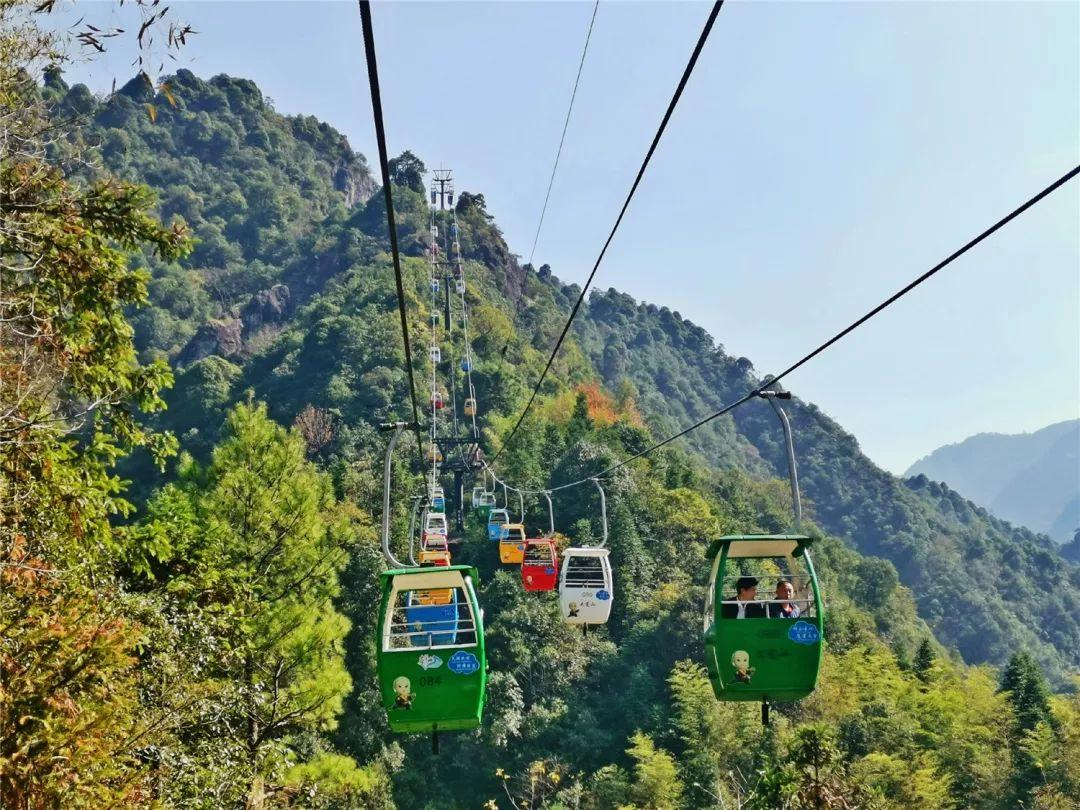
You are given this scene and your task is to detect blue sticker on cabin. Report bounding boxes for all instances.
[448,650,480,675]
[595,590,611,601]
[545,567,556,575]
[788,621,820,645]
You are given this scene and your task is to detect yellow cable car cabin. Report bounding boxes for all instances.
[417,549,453,604]
[499,523,527,564]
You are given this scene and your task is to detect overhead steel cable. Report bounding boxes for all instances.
[490,163,1080,494]
[527,0,600,267]
[491,0,725,464]
[358,0,424,458]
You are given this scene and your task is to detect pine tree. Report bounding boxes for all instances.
[1000,652,1053,804]
[133,402,357,806]
[914,638,936,683]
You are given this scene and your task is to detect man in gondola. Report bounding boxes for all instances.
[771,579,801,618]
[722,576,767,619]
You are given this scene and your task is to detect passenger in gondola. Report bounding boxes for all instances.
[771,579,801,618]
[722,576,767,619]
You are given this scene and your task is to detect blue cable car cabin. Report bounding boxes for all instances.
[487,508,510,541]
[703,535,823,703]
[430,486,446,512]
[406,591,459,646]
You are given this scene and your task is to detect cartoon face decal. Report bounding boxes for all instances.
[731,650,755,684]
[392,676,415,710]
[567,601,580,618]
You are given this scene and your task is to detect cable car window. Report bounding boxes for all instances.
[703,556,719,631]
[523,543,554,565]
[563,555,606,589]
[719,558,817,618]
[384,585,478,652]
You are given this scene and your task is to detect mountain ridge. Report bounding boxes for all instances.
[905,419,1079,540]
[45,68,1080,682]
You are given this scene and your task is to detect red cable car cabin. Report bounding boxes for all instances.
[521,538,559,592]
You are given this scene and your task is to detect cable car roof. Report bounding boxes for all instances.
[561,547,610,558]
[379,565,477,588]
[705,534,814,561]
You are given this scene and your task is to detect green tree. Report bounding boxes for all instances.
[388,149,426,192]
[0,8,190,803]
[914,638,936,683]
[1001,652,1054,804]
[132,402,357,807]
[626,732,683,810]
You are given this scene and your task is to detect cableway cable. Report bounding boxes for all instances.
[489,163,1080,494]
[491,0,725,464]
[527,0,600,268]
[358,0,423,458]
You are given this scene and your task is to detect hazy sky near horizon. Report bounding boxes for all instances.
[51,1,1079,474]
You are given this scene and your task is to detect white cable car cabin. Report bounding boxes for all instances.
[559,548,613,625]
[424,512,448,536]
[455,279,466,295]
[473,490,495,509]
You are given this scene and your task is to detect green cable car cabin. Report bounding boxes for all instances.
[378,565,487,733]
[703,535,823,703]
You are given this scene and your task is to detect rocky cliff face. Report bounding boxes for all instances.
[177,284,294,366]
[334,154,377,208]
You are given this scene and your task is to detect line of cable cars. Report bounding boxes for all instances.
[485,507,615,624]
[380,494,821,738]
[379,523,823,737]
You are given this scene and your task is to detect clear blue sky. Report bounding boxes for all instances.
[53,1,1079,474]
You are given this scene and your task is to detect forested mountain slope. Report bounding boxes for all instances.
[46,68,1080,682]
[572,292,1080,680]
[906,420,1080,541]
[43,67,375,361]
[13,61,1080,808]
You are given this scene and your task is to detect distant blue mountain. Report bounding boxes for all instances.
[905,420,1080,541]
